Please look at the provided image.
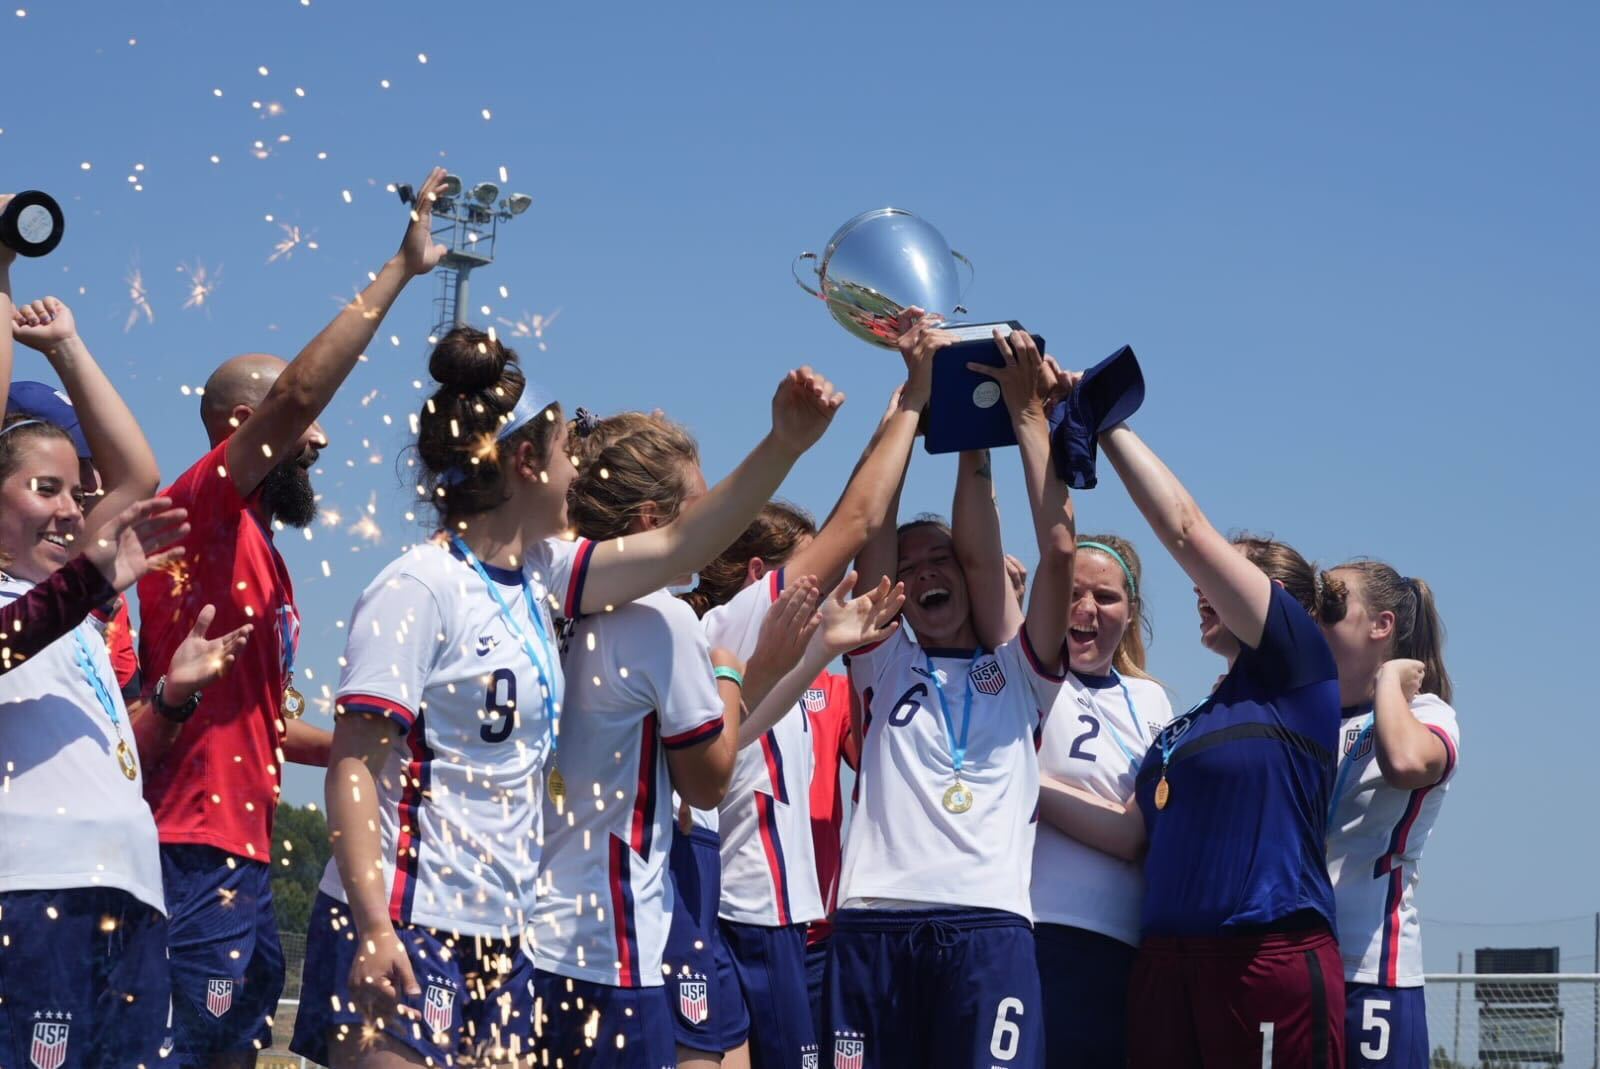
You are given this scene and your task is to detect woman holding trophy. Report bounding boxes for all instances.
[826,326,1075,1069]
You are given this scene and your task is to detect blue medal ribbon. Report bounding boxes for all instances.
[451,536,563,760]
[72,625,122,729]
[924,651,975,781]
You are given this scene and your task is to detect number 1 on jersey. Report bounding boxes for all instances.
[1259,1021,1274,1068]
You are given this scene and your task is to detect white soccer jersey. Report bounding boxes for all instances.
[1326,693,1460,986]
[1032,671,1172,945]
[530,589,725,987]
[317,536,592,938]
[840,626,1064,919]
[0,577,163,912]
[706,571,824,927]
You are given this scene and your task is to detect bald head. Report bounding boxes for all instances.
[201,353,286,443]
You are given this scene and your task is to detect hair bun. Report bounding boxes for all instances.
[428,327,514,391]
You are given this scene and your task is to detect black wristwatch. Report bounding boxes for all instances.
[151,675,202,724]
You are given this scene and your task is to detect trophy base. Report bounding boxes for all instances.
[923,322,1045,455]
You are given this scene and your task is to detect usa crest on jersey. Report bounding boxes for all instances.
[29,1017,70,1069]
[1343,724,1373,760]
[970,659,1006,696]
[833,1031,865,1069]
[802,688,828,713]
[424,983,457,1034]
[677,976,709,1024]
[205,977,234,1018]
[801,1043,820,1069]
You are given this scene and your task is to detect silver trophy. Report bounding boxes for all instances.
[792,208,974,347]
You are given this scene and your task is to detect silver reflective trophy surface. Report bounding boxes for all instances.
[792,208,975,347]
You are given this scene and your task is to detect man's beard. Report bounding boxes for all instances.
[259,460,318,528]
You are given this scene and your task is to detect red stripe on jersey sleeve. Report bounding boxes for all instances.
[1427,724,1458,782]
[338,692,415,732]
[562,538,596,619]
[1019,626,1066,682]
[662,717,724,750]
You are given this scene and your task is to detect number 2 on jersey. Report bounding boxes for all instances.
[481,668,517,743]
[1069,714,1100,761]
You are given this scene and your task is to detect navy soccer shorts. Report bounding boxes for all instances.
[521,969,676,1069]
[161,844,284,1066]
[663,825,751,1053]
[289,891,533,1066]
[1346,982,1428,1069]
[0,886,171,1069]
[1034,922,1135,1069]
[824,907,1043,1069]
[721,917,818,1068]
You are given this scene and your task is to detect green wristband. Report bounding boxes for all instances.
[713,665,745,688]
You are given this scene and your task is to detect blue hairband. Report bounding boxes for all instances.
[1077,540,1137,601]
[497,380,555,442]
[0,419,46,438]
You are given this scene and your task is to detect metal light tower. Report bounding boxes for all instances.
[395,175,532,339]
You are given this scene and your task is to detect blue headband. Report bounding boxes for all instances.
[497,380,556,442]
[1077,540,1138,601]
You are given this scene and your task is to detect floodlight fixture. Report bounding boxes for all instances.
[505,193,533,216]
[395,183,416,206]
[471,182,500,206]
[439,173,463,198]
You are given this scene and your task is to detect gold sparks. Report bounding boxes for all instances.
[347,494,383,543]
[496,309,560,352]
[180,260,220,309]
[268,224,317,264]
[124,263,154,332]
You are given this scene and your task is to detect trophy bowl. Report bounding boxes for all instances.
[793,208,972,348]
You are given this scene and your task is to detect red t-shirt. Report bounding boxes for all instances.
[805,669,858,945]
[92,598,142,699]
[137,439,299,861]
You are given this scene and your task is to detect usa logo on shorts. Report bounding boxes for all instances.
[677,977,709,1024]
[802,688,828,713]
[833,1031,865,1069]
[205,977,234,1018]
[970,660,1006,696]
[801,1043,819,1069]
[1344,725,1373,760]
[424,984,456,1034]
[29,1017,70,1069]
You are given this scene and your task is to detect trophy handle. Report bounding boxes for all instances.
[950,249,975,315]
[792,252,824,299]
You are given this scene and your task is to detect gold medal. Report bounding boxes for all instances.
[282,683,306,720]
[116,739,139,781]
[547,766,566,801]
[942,780,974,814]
[1154,776,1170,810]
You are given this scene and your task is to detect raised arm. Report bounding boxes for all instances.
[0,207,13,423]
[666,647,745,810]
[575,368,842,614]
[1099,423,1272,649]
[1371,658,1450,790]
[785,314,943,591]
[971,330,1075,668]
[954,449,1025,650]
[12,297,159,523]
[224,168,448,498]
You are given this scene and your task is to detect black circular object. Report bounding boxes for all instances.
[0,190,64,258]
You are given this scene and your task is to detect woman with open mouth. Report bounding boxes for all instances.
[824,325,1075,1069]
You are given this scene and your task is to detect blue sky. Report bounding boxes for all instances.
[5,1,1597,977]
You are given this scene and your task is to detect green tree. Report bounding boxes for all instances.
[270,801,331,939]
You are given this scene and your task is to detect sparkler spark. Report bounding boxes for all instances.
[267,223,313,264]
[496,309,561,351]
[124,262,154,332]
[181,261,220,310]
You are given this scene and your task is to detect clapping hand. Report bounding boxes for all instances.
[83,497,190,594]
[811,572,905,658]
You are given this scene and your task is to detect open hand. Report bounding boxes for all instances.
[399,168,450,277]
[165,604,252,703]
[349,928,422,1023]
[746,576,821,687]
[813,572,905,658]
[83,497,190,594]
[970,328,1053,420]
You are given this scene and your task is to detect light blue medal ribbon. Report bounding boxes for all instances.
[277,603,306,717]
[924,651,976,813]
[451,537,564,778]
[1099,677,1145,764]
[1327,707,1375,824]
[73,625,138,779]
[1153,695,1211,810]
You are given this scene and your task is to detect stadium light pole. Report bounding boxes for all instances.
[394,177,533,339]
